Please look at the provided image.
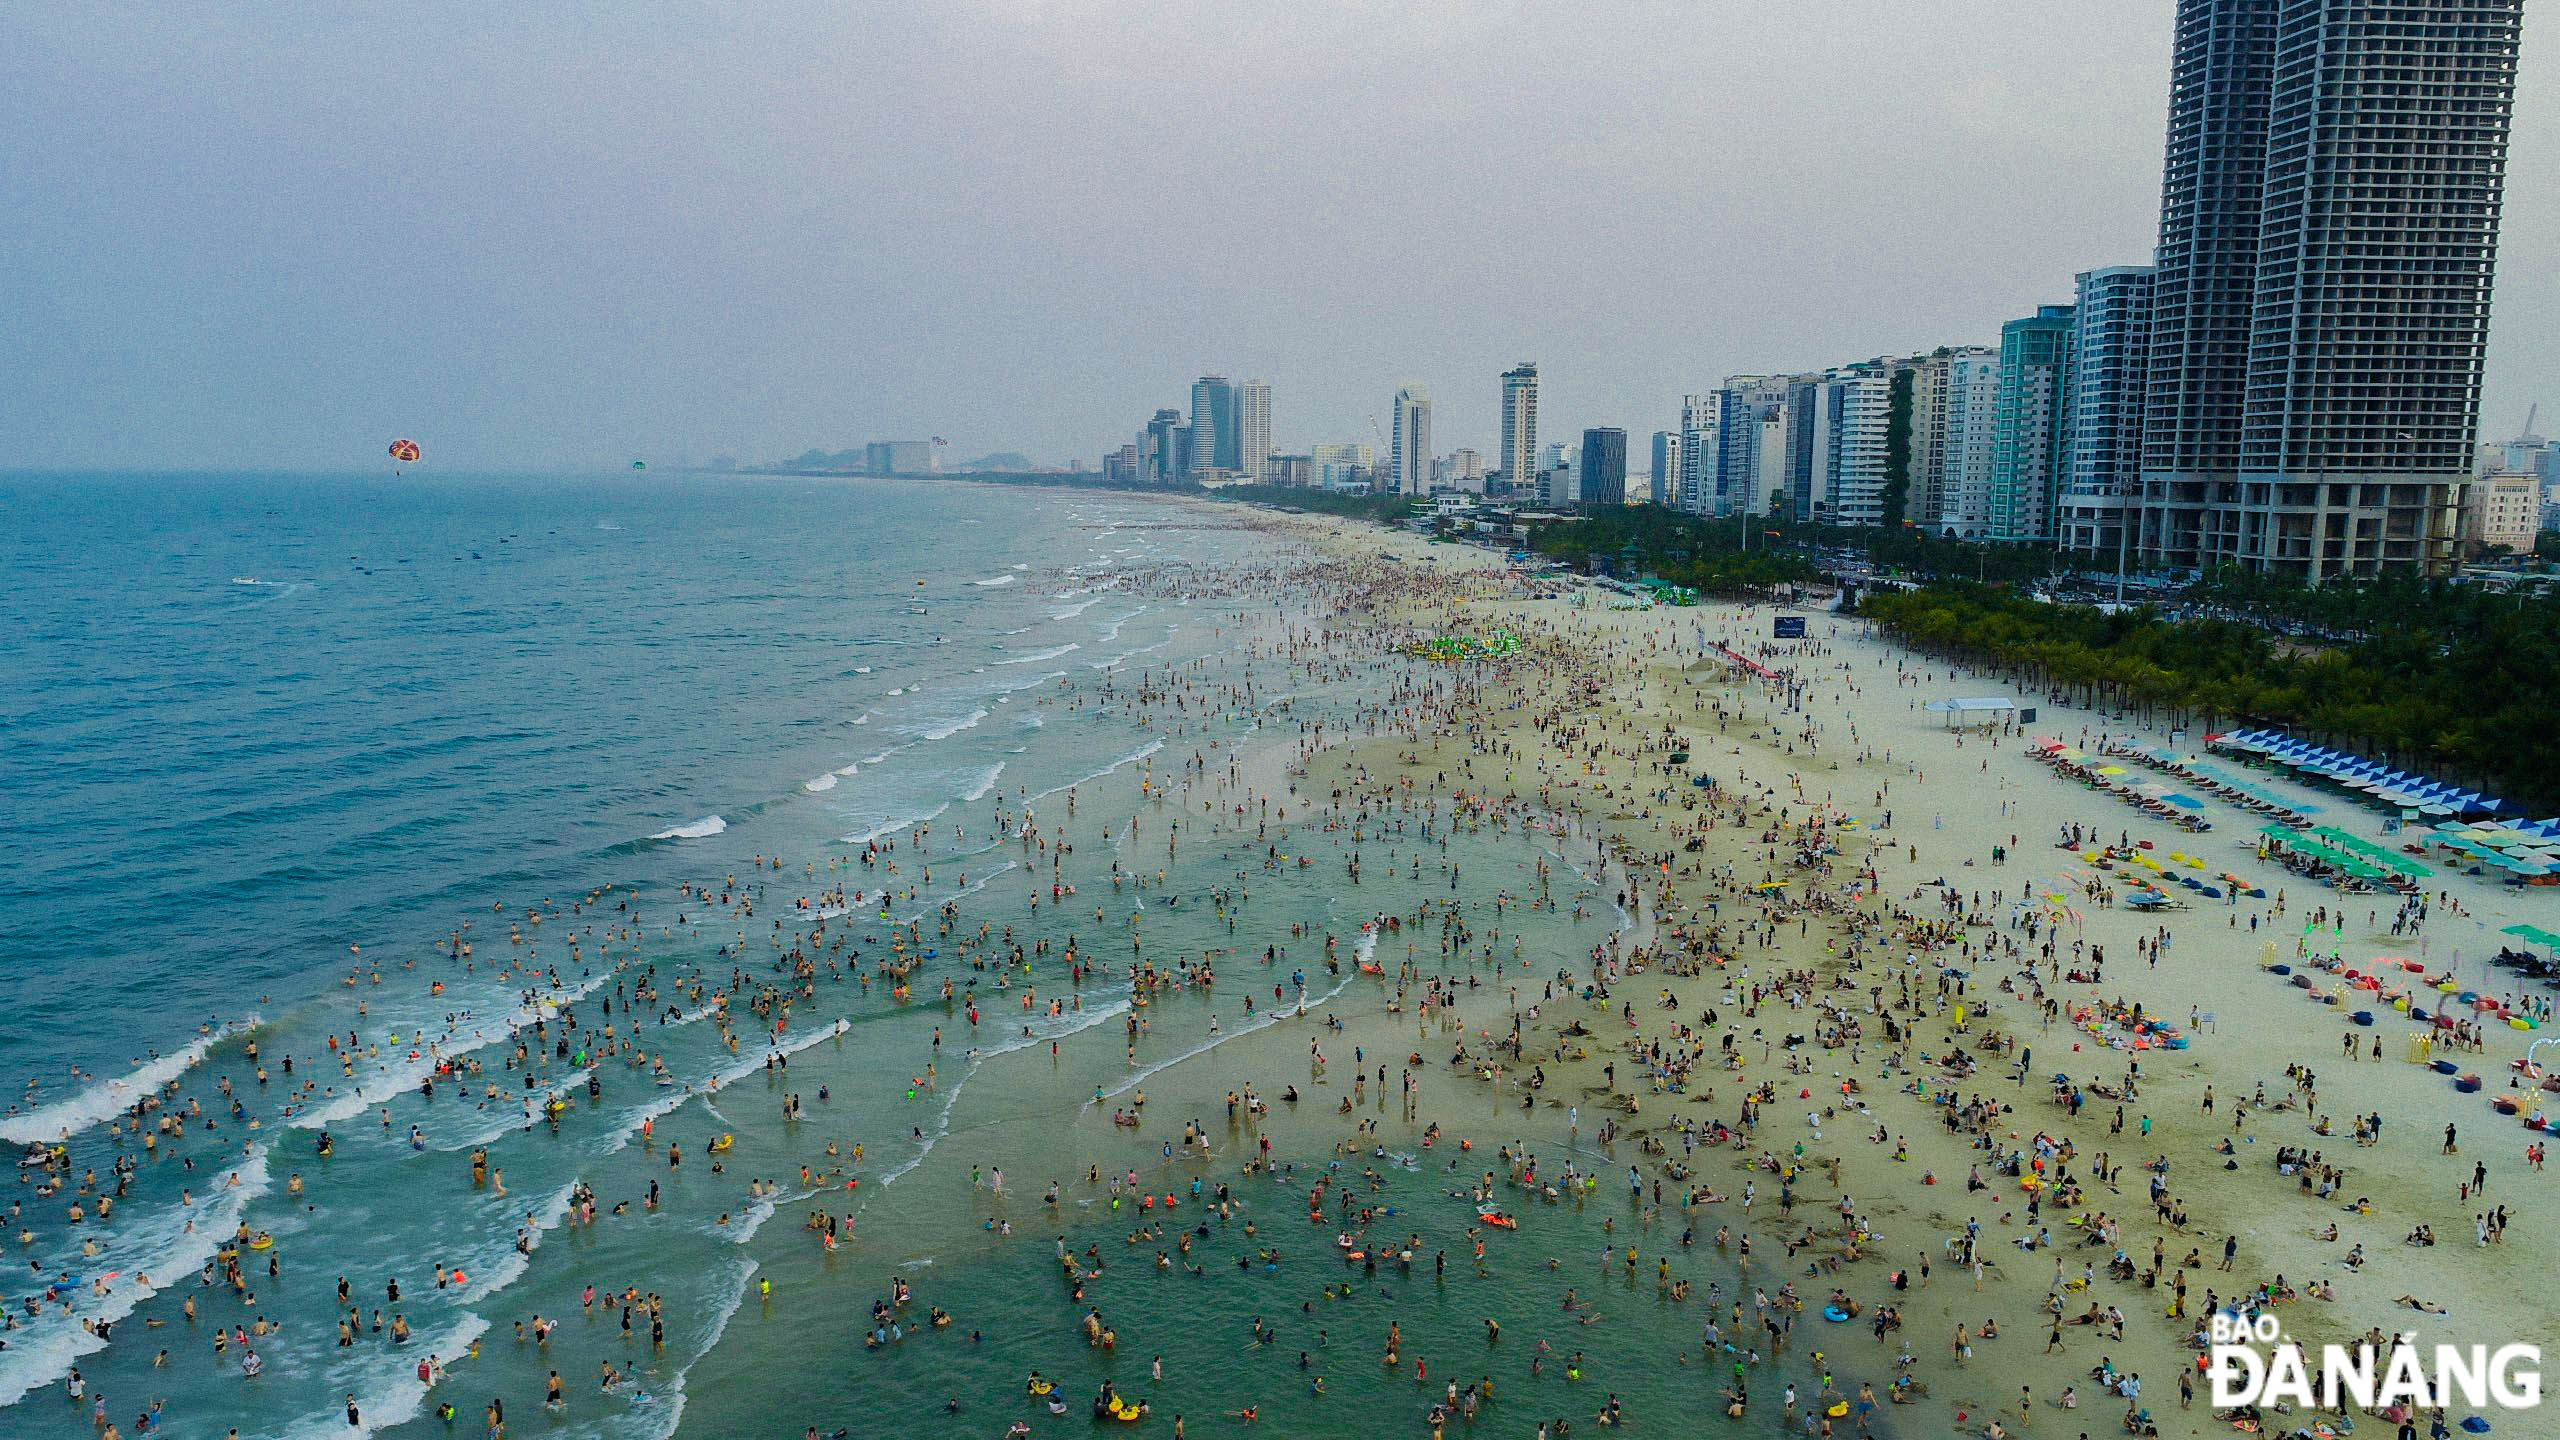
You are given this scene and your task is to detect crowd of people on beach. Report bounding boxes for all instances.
[13,518,2551,1440]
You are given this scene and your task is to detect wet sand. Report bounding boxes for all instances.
[1279,510,2560,1438]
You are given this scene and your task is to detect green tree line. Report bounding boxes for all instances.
[1527,507,1820,595]
[1207,484,1423,524]
[1862,583,2560,818]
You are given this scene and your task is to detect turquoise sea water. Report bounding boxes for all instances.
[1,475,1868,1439]
[3,472,1141,1087]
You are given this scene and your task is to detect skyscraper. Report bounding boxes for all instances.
[1677,395,1714,514]
[1775,368,1891,525]
[1650,431,1681,507]
[2058,266,2155,555]
[1190,376,1237,476]
[1499,363,1539,495]
[1819,366,1894,527]
[1910,347,2000,537]
[2138,0,2520,581]
[1706,378,1790,519]
[1989,305,2075,543]
[1391,385,1433,495]
[1235,379,1272,483]
[1144,408,1183,485]
[1782,375,1822,522]
[1579,428,1627,508]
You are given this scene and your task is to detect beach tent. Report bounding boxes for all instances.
[1924,697,2018,731]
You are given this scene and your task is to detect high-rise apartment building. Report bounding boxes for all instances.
[1705,377,1790,519]
[1391,385,1432,495]
[864,440,936,475]
[1677,395,1714,514]
[1311,443,1372,488]
[1819,366,1895,527]
[1911,347,2000,537]
[1190,376,1237,476]
[1989,305,2075,542]
[2461,470,2541,554]
[1499,363,1539,493]
[2058,266,2156,555]
[1754,408,1790,519]
[1235,379,1272,483]
[1143,409,1183,485]
[1775,368,1892,525]
[1580,428,1628,507]
[1650,431,1681,507]
[2138,0,2520,581]
[1782,375,1822,522]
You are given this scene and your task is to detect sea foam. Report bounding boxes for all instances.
[0,1028,235,1144]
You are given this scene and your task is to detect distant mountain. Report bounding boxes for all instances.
[762,448,1045,474]
[782,448,866,471]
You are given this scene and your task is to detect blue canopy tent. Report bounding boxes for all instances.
[2208,730,2499,817]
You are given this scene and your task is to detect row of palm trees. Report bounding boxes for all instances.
[1861,583,2560,820]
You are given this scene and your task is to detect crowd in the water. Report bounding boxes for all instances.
[10,512,2552,1440]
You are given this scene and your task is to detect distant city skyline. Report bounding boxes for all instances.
[6,5,2559,475]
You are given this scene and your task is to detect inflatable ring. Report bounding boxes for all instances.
[1822,1305,1850,1322]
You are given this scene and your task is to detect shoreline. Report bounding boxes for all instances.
[15,489,2555,1440]
[1270,506,2560,1438]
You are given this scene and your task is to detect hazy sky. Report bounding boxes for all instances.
[6,2,2558,473]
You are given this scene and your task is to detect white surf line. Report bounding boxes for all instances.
[0,1023,251,1145]
[1094,946,1366,1104]
[869,998,1135,1195]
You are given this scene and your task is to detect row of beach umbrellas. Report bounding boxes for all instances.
[2211,730,2498,818]
[2435,818,2560,878]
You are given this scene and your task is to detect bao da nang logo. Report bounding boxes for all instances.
[2208,1314,2540,1411]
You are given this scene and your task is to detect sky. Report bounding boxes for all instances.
[5,1,2559,473]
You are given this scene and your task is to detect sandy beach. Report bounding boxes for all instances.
[1268,506,2560,1439]
[18,489,2558,1440]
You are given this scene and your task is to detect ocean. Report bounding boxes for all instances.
[1,472,1181,1093]
[9,474,1784,1439]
